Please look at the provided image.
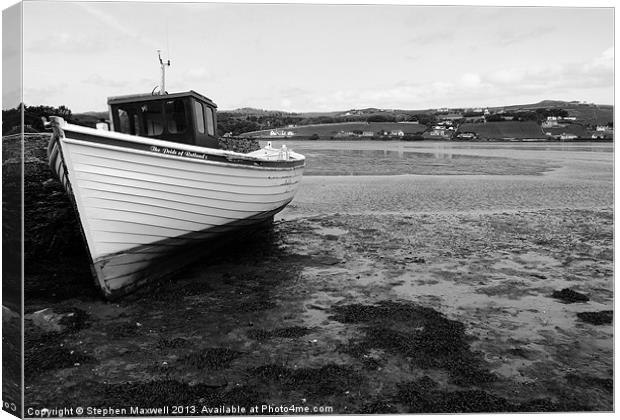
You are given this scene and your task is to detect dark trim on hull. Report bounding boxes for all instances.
[93,202,290,300]
[64,129,305,169]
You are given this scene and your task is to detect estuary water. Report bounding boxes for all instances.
[261,140,613,218]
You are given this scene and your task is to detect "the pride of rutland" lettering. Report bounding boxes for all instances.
[149,145,207,160]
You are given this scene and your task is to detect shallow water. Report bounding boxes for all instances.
[272,141,613,220]
[265,139,613,157]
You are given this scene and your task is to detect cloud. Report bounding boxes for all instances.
[486,68,522,85]
[486,48,613,91]
[82,74,130,88]
[583,47,614,75]
[183,67,214,82]
[79,75,156,100]
[495,26,555,46]
[26,32,115,54]
[74,2,160,50]
[407,31,455,45]
[276,46,614,111]
[461,73,482,88]
[280,87,311,98]
[281,98,292,109]
[23,83,68,106]
[244,87,312,110]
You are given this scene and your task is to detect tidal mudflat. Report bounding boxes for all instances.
[22,139,613,413]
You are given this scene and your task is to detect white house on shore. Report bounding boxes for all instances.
[270,129,295,137]
[542,116,559,128]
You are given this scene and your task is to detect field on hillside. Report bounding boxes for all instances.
[459,121,544,139]
[544,124,589,138]
[243,122,426,138]
[566,106,614,126]
[500,101,613,126]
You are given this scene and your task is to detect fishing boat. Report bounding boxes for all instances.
[46,54,305,299]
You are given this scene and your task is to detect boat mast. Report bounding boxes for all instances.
[157,49,170,95]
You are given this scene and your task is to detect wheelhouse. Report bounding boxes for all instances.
[107,90,219,149]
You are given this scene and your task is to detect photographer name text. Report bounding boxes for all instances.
[27,403,334,417]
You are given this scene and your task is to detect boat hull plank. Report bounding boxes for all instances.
[95,205,285,297]
[74,169,300,199]
[71,148,301,185]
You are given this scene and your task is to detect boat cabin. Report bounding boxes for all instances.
[107,90,219,149]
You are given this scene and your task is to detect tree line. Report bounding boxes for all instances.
[4,103,598,138]
[216,112,440,136]
[2,104,74,135]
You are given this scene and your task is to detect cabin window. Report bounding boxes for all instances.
[132,114,141,135]
[204,107,215,136]
[165,99,187,134]
[116,107,141,135]
[194,101,205,134]
[117,109,130,133]
[141,103,164,136]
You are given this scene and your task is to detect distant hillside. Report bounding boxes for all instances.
[66,98,612,140]
[495,101,613,126]
[565,106,613,126]
[243,121,426,139]
[73,111,109,128]
[225,107,439,119]
[458,121,545,140]
[499,99,604,110]
[227,107,301,117]
[228,100,612,120]
[542,124,589,138]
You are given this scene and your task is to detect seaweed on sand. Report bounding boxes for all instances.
[156,337,191,349]
[247,326,312,341]
[178,348,242,370]
[332,301,495,386]
[250,363,363,397]
[88,380,264,408]
[397,379,512,413]
[552,288,589,303]
[22,135,95,302]
[373,376,593,413]
[576,310,613,325]
[565,373,613,393]
[25,332,96,381]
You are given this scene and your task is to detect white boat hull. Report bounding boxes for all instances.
[47,118,305,298]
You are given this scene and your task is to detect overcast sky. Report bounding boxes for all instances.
[10,1,616,112]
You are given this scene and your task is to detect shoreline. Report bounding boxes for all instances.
[248,139,614,144]
[253,137,614,143]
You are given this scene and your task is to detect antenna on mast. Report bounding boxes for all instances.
[157,49,171,95]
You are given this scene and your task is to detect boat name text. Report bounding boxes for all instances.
[150,145,207,160]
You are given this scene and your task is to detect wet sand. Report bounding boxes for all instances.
[22,139,613,413]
